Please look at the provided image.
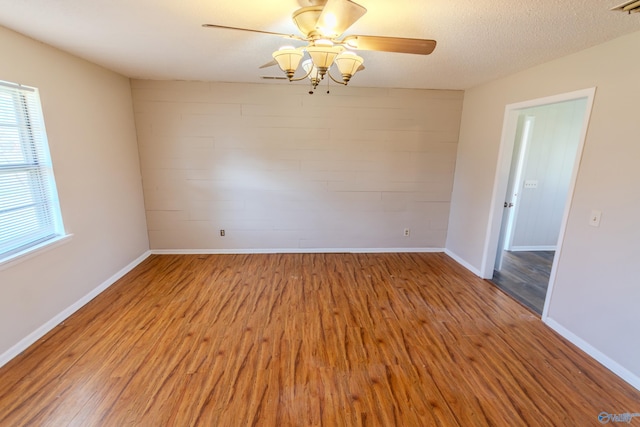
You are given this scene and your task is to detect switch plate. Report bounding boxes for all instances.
[589,210,601,227]
[524,180,538,189]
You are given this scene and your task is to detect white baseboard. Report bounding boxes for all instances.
[544,317,640,392]
[0,250,152,369]
[151,247,445,255]
[509,245,557,252]
[443,249,482,276]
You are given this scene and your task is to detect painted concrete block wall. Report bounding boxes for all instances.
[0,26,149,359]
[132,80,463,251]
[447,30,640,386]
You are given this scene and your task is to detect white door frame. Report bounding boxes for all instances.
[479,87,596,319]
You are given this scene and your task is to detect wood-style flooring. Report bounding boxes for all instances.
[491,251,554,314]
[1,253,638,426]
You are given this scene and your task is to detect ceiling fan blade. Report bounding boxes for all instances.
[342,35,436,55]
[202,24,304,41]
[259,59,278,69]
[316,0,367,38]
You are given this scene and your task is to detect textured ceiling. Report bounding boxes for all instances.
[0,0,638,90]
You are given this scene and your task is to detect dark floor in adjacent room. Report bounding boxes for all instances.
[490,250,555,314]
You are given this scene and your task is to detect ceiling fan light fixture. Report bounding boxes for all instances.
[334,51,364,84]
[272,47,304,79]
[204,0,437,92]
[302,59,322,88]
[306,46,343,77]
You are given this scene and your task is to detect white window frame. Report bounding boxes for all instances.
[0,80,67,267]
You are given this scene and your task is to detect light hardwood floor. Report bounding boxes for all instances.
[0,253,638,426]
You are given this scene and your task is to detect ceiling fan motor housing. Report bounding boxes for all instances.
[292,6,324,39]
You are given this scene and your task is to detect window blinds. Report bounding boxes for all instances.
[0,81,64,260]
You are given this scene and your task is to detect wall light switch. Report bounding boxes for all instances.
[524,180,538,189]
[589,210,602,227]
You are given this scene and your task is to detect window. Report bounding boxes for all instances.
[0,80,65,262]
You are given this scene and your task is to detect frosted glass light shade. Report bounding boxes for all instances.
[335,51,364,83]
[302,59,321,88]
[272,47,303,79]
[306,46,343,75]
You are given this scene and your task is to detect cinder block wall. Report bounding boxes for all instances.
[132,80,463,251]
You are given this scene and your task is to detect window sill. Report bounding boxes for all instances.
[0,234,74,272]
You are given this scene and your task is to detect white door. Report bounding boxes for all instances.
[494,115,534,270]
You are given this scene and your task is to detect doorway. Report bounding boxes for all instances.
[480,88,596,317]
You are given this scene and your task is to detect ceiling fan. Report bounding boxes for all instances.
[203,0,436,90]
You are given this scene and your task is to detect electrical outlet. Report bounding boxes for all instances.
[220,229,225,237]
[404,228,410,237]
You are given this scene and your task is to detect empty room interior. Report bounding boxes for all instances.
[1,1,639,425]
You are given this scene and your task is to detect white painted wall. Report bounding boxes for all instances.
[132,81,463,251]
[447,30,640,387]
[510,99,586,250]
[0,27,149,360]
